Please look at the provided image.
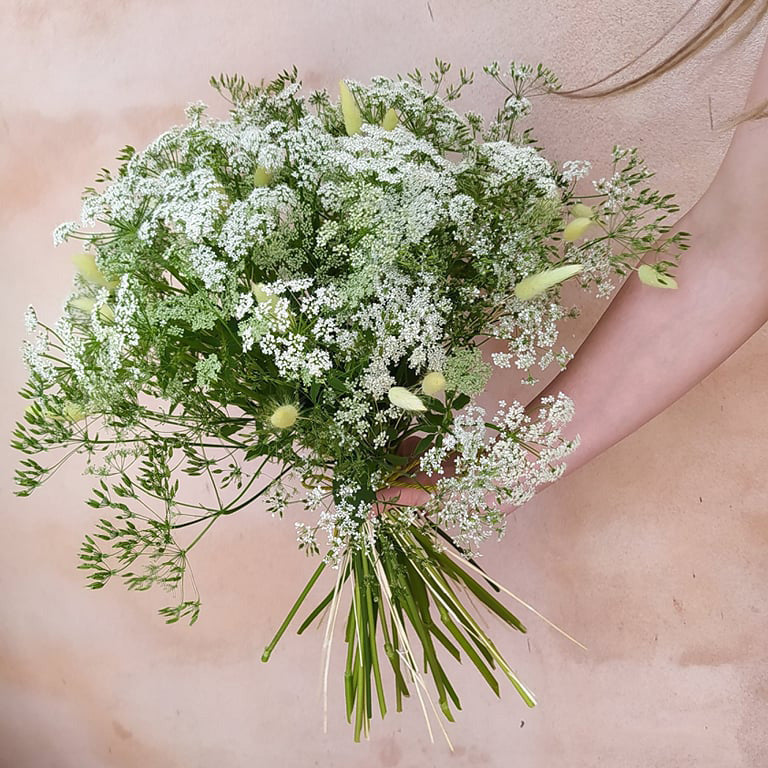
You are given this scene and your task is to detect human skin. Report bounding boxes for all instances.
[529,33,768,477]
[1,3,767,768]
[390,31,768,505]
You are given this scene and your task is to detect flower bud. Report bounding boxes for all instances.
[514,264,584,300]
[270,404,299,429]
[570,203,594,219]
[72,253,118,289]
[421,371,446,396]
[563,217,592,242]
[253,166,273,187]
[381,108,399,131]
[388,386,427,412]
[637,264,678,290]
[339,80,363,136]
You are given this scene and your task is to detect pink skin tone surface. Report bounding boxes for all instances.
[393,32,768,505]
[1,3,767,767]
[532,33,768,477]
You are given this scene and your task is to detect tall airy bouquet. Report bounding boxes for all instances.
[14,61,685,743]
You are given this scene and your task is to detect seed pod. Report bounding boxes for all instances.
[514,264,584,300]
[387,387,427,412]
[421,371,446,396]
[563,217,592,242]
[270,404,299,429]
[637,264,678,289]
[339,80,363,136]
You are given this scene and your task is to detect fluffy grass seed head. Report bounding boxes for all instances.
[253,166,273,187]
[563,217,593,242]
[251,281,281,314]
[381,108,399,131]
[570,203,594,219]
[71,253,117,289]
[339,80,363,136]
[388,387,427,412]
[270,404,299,429]
[69,296,115,322]
[421,371,446,396]
[63,402,87,422]
[637,264,678,289]
[514,264,584,300]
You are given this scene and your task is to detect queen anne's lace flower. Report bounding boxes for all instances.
[16,66,684,715]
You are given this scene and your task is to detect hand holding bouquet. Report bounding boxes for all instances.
[14,61,685,743]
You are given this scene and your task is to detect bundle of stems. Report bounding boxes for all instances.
[261,512,578,743]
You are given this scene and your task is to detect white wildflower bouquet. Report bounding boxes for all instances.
[14,61,685,742]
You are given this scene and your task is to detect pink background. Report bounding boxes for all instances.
[1,2,767,766]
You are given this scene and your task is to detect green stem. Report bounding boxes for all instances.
[261,560,326,662]
[362,547,387,719]
[344,602,357,723]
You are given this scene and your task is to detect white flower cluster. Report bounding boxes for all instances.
[21,307,55,383]
[480,142,558,197]
[21,66,680,579]
[41,69,589,424]
[306,481,374,565]
[421,393,579,552]
[353,270,450,397]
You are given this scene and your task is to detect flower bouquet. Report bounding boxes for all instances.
[14,61,685,743]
